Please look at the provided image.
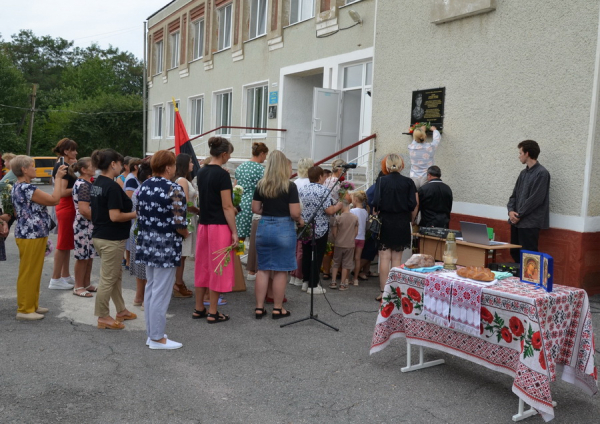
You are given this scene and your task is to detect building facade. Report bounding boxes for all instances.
[371,0,600,293]
[146,0,375,166]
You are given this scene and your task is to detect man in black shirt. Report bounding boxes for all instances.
[417,166,453,228]
[507,140,550,261]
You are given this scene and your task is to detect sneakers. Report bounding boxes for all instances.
[62,275,75,285]
[36,307,49,314]
[306,285,326,295]
[289,277,303,286]
[301,282,308,292]
[148,338,183,350]
[246,273,256,281]
[48,278,74,290]
[16,312,45,321]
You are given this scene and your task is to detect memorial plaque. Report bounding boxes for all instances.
[410,88,445,129]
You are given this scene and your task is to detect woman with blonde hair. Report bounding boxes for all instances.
[11,155,67,320]
[294,157,314,191]
[408,126,441,189]
[252,150,303,319]
[373,154,418,301]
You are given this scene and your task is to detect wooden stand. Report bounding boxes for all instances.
[415,234,521,267]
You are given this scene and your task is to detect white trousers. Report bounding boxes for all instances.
[145,266,176,341]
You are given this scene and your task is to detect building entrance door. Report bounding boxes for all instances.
[311,88,342,162]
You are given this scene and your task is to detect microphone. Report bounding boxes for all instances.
[341,163,357,169]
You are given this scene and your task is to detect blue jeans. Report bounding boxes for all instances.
[256,216,297,271]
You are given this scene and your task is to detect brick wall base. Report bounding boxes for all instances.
[449,214,600,295]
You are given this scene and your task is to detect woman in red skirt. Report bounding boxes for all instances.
[48,138,79,290]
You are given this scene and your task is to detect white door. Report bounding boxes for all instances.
[312,88,342,162]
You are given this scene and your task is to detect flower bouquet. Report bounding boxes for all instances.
[408,121,431,134]
[45,239,54,257]
[297,224,312,244]
[186,201,196,232]
[0,183,14,217]
[232,185,243,212]
[213,245,233,275]
[325,241,334,256]
[337,180,355,203]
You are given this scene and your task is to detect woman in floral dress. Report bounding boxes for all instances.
[235,142,268,278]
[71,157,97,298]
[11,155,66,320]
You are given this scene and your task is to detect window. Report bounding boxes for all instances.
[246,85,268,134]
[215,92,232,135]
[190,97,204,136]
[154,40,164,74]
[192,19,205,60]
[290,0,314,25]
[250,0,268,39]
[217,4,232,51]
[168,101,180,138]
[170,31,180,69]
[153,105,163,138]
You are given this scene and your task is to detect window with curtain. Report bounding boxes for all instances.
[155,40,163,74]
[250,0,268,39]
[218,4,232,51]
[216,92,232,135]
[168,101,180,138]
[190,97,204,136]
[192,19,205,60]
[170,32,180,69]
[246,85,268,134]
[153,105,163,138]
[290,0,314,25]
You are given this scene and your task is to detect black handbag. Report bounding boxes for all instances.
[368,181,382,239]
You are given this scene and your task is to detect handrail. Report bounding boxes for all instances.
[290,133,377,178]
[168,126,287,150]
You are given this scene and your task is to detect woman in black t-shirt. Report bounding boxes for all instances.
[194,137,237,324]
[252,150,304,320]
[49,138,78,291]
[90,149,137,330]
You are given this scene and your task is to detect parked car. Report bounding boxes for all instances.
[32,156,57,183]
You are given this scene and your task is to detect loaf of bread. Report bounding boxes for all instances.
[404,254,435,269]
[456,266,495,282]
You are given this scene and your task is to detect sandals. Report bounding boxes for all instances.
[206,311,230,324]
[339,282,349,291]
[271,308,291,320]
[375,291,384,302]
[255,307,267,319]
[173,282,193,298]
[328,282,338,289]
[353,279,359,286]
[322,273,332,280]
[358,274,369,281]
[192,308,207,319]
[116,312,137,322]
[73,287,93,298]
[84,285,97,292]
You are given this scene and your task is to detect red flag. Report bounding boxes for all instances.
[173,103,189,156]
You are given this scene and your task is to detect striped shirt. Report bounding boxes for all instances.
[507,162,550,229]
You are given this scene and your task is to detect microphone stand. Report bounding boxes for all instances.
[281,167,351,331]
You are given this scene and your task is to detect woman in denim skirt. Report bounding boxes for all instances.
[252,151,304,319]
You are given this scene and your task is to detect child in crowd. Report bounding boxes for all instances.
[329,196,358,291]
[350,190,369,286]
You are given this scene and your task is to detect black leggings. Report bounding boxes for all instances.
[301,231,329,288]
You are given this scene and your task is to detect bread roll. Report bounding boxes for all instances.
[456,266,495,282]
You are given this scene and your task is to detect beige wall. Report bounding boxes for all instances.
[372,0,600,222]
[147,0,375,157]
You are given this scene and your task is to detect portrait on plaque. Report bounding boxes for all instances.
[410,88,445,130]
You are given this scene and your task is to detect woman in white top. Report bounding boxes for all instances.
[408,126,441,189]
[294,157,314,192]
[173,154,198,298]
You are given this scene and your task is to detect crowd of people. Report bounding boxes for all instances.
[0,126,550,350]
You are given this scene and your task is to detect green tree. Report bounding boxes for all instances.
[0,51,29,153]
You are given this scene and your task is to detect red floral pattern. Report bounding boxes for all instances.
[371,269,597,421]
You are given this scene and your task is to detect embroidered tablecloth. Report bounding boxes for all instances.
[370,267,597,422]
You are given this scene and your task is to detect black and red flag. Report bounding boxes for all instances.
[172,99,201,176]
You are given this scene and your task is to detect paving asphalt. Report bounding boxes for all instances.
[1,185,599,423]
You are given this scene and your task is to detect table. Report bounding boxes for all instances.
[415,233,521,267]
[370,267,597,421]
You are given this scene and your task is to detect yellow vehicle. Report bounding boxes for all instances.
[32,156,57,183]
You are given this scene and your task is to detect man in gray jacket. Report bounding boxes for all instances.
[507,140,550,262]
